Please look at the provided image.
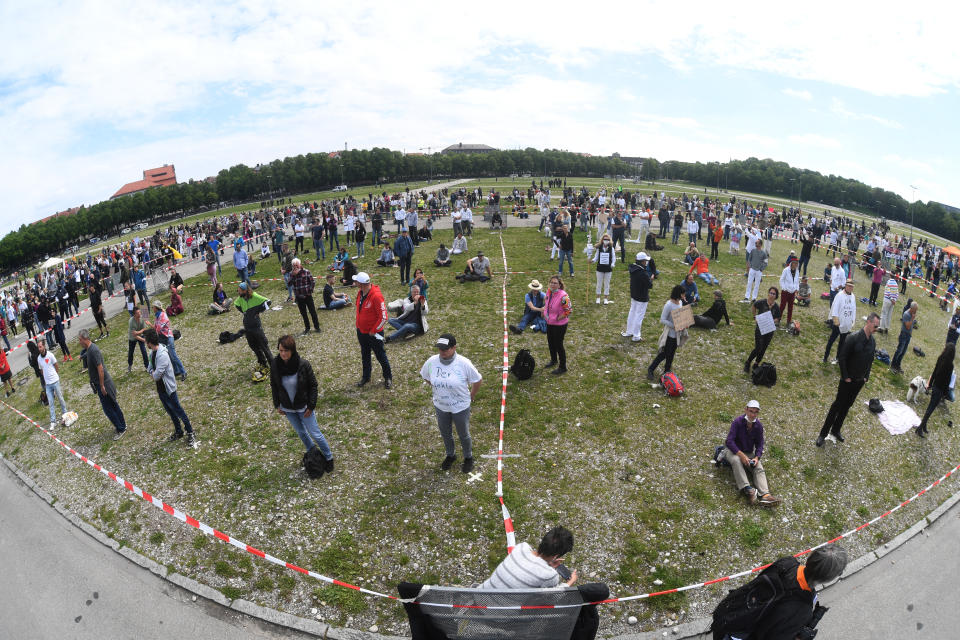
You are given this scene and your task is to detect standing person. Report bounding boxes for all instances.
[556,225,574,277]
[394,228,414,285]
[37,341,69,430]
[0,347,15,397]
[592,233,616,305]
[289,258,321,336]
[823,279,857,364]
[52,309,72,361]
[127,305,150,372]
[269,334,335,470]
[420,333,482,472]
[779,256,800,326]
[868,262,886,306]
[543,275,572,375]
[817,312,879,446]
[151,299,186,380]
[353,272,392,389]
[610,211,627,264]
[234,282,273,377]
[890,300,918,374]
[718,400,782,506]
[827,257,846,307]
[622,252,652,342]
[133,264,149,308]
[743,238,768,303]
[77,329,127,440]
[915,342,955,437]
[879,276,900,334]
[144,328,196,448]
[744,287,781,372]
[293,218,305,254]
[311,215,325,261]
[647,285,685,381]
[233,239,252,289]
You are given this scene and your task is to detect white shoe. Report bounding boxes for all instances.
[831,359,838,365]
[632,336,643,342]
[825,434,837,443]
[621,331,632,337]
[604,299,612,304]
[595,297,601,304]
[49,422,56,431]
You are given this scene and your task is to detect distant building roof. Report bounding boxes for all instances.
[441,143,498,154]
[34,206,80,225]
[111,164,177,199]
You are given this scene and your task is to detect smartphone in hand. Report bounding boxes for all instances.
[555,563,572,581]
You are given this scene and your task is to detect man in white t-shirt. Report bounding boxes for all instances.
[37,340,69,430]
[481,526,578,589]
[461,207,473,236]
[419,333,482,473]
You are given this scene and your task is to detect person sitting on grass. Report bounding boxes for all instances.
[434,243,451,267]
[456,250,492,283]
[680,273,700,305]
[693,290,732,329]
[210,282,232,314]
[376,243,396,267]
[165,285,184,317]
[385,285,428,342]
[683,241,699,265]
[330,247,349,271]
[322,273,350,310]
[716,400,782,507]
[688,250,719,285]
[451,232,467,255]
[340,259,358,286]
[796,275,812,307]
[509,279,547,334]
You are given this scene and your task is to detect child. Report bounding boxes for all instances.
[729,225,741,255]
[796,276,812,307]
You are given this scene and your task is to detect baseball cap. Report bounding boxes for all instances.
[354,272,371,284]
[436,333,456,349]
[238,282,248,291]
[747,400,760,410]
[636,252,650,261]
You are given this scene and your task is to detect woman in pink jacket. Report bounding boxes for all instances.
[544,275,572,375]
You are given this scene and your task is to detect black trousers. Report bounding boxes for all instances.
[746,328,772,368]
[823,326,847,362]
[357,329,392,381]
[869,282,881,305]
[546,323,567,369]
[918,386,946,431]
[398,255,412,283]
[819,378,866,438]
[128,339,149,368]
[612,231,626,263]
[294,236,304,253]
[296,295,320,331]
[245,328,272,367]
[649,335,678,374]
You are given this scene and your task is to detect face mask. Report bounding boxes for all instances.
[439,354,455,365]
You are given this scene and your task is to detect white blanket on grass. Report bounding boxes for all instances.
[866,400,921,435]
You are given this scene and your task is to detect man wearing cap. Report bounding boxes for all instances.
[234,282,273,378]
[394,228,415,285]
[779,256,800,326]
[509,280,546,334]
[353,272,392,389]
[719,401,781,506]
[818,312,880,446]
[622,252,652,342]
[457,250,492,283]
[420,334,482,473]
[823,279,857,364]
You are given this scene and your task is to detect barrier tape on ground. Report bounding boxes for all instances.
[5,289,123,356]
[496,232,517,554]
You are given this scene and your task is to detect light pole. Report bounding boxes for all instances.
[840,189,845,211]
[909,184,919,244]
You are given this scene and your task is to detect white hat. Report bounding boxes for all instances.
[354,272,371,284]
[636,252,650,262]
[746,400,760,409]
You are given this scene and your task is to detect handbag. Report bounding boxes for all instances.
[39,389,48,406]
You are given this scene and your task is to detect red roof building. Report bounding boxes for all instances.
[111,164,177,199]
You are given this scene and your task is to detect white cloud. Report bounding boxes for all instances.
[882,154,933,174]
[787,134,842,149]
[830,99,902,129]
[782,88,813,101]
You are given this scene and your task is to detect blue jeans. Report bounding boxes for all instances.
[326,298,348,310]
[387,319,418,341]
[672,226,681,244]
[891,331,911,369]
[558,250,574,275]
[45,380,68,425]
[516,310,540,331]
[158,388,193,434]
[1,334,8,350]
[236,266,250,287]
[314,239,325,260]
[166,335,186,377]
[356,241,365,258]
[283,409,333,456]
[699,272,719,285]
[328,230,339,251]
[96,388,127,433]
[38,320,54,348]
[798,254,810,276]
[688,232,697,244]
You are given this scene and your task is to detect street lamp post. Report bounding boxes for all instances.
[909,184,919,245]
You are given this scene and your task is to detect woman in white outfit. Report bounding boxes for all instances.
[592,233,616,304]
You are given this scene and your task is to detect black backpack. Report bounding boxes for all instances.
[511,349,535,380]
[751,362,777,387]
[303,446,327,479]
[711,559,795,638]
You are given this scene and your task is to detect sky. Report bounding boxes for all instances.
[1,1,958,236]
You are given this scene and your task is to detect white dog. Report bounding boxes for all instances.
[906,376,927,403]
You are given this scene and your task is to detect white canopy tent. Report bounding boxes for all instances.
[38,256,65,271]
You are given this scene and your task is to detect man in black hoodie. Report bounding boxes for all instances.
[622,252,652,341]
[817,312,879,447]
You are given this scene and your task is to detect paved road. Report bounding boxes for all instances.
[0,458,314,639]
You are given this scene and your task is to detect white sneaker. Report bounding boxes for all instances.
[830,359,838,365]
[825,434,837,443]
[604,299,612,304]
[595,297,601,304]
[632,336,643,342]
[49,422,56,431]
[620,331,632,337]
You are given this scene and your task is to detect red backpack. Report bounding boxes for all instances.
[661,372,684,397]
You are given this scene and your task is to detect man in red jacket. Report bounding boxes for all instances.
[354,272,392,389]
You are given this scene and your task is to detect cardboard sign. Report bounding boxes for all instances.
[671,304,694,332]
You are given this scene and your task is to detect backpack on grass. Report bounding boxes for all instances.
[751,362,777,387]
[661,372,683,396]
[303,446,327,479]
[511,349,535,380]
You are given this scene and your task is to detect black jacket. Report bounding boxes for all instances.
[702,299,730,325]
[559,232,574,252]
[628,263,652,302]
[838,328,875,381]
[270,357,318,411]
[930,351,954,391]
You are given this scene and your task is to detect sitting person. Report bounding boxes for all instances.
[321,273,350,310]
[168,268,184,293]
[481,526,577,589]
[434,243,451,267]
[210,282,232,314]
[644,231,663,251]
[716,400,782,506]
[688,251,719,285]
[796,276,812,306]
[419,221,433,242]
[330,247,349,271]
[509,279,547,334]
[410,269,429,301]
[693,290,732,329]
[456,250,492,283]
[376,243,396,267]
[683,241,699,265]
[340,259,358,286]
[680,273,700,305]
[385,285,428,342]
[165,285,184,317]
[490,211,503,230]
[451,232,467,255]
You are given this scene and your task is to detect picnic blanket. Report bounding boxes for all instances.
[867,400,921,435]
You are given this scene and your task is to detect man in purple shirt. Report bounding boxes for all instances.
[719,400,782,507]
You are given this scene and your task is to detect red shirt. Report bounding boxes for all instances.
[0,349,9,375]
[355,285,387,334]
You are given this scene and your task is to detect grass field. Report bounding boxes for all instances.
[2,194,959,635]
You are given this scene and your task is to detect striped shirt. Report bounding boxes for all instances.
[480,543,560,590]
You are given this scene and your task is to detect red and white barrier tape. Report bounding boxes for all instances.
[496,232,517,553]
[6,288,123,356]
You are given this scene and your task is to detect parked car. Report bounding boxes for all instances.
[121,227,132,235]
[88,237,100,245]
[134,222,148,230]
[333,184,348,192]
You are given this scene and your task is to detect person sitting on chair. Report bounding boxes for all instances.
[481,526,578,589]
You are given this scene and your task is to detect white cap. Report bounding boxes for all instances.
[746,400,760,409]
[636,252,650,262]
[354,272,371,284]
